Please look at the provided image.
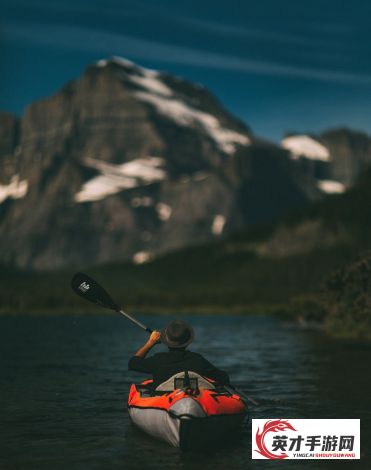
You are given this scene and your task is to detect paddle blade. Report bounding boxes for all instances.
[71,272,120,311]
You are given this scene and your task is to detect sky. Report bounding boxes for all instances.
[1,0,371,141]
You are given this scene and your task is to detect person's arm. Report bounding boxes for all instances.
[133,330,161,358]
[128,331,161,373]
[198,355,230,385]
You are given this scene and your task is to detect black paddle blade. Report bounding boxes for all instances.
[71,272,120,311]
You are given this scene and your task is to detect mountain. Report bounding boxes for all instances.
[90,166,371,316]
[3,168,371,319]
[0,56,316,270]
[282,128,371,194]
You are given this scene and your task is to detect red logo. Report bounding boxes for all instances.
[255,419,297,459]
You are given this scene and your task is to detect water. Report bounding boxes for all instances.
[1,313,370,469]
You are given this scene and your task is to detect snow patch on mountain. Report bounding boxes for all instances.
[97,56,172,96]
[129,68,172,97]
[212,214,226,235]
[96,56,250,154]
[0,175,28,204]
[75,157,166,203]
[135,91,250,154]
[97,56,137,69]
[317,180,346,194]
[282,135,330,161]
[156,202,172,221]
[133,251,151,264]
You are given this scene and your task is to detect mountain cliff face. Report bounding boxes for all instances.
[0,57,366,270]
[282,129,371,194]
[320,128,371,185]
[0,113,18,158]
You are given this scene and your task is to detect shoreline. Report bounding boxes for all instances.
[0,302,293,316]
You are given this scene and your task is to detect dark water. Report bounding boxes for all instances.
[1,313,370,469]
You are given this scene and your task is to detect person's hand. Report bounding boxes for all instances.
[147,330,161,346]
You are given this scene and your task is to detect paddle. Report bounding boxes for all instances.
[71,272,153,333]
[71,272,258,405]
[224,384,259,406]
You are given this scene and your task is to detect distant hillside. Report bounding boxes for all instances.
[2,168,371,321]
[324,252,371,340]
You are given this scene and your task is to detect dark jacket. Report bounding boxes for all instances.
[128,349,229,388]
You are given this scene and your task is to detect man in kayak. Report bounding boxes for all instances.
[128,319,230,388]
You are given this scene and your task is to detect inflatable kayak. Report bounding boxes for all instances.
[127,371,247,449]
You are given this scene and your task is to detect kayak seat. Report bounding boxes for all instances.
[155,371,216,392]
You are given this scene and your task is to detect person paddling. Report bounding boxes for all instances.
[71,273,257,405]
[128,319,230,389]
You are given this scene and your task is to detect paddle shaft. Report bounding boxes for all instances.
[118,308,152,333]
[224,384,259,406]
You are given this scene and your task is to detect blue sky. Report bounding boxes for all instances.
[1,0,371,141]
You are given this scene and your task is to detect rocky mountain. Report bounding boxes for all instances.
[0,56,315,270]
[282,128,371,193]
[4,168,371,316]
[0,57,369,270]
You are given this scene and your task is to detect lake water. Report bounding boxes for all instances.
[1,313,370,469]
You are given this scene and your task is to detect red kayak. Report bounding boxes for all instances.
[127,372,247,449]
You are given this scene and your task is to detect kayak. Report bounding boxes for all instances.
[127,372,247,449]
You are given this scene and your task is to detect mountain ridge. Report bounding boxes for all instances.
[1,56,370,270]
[0,57,310,270]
